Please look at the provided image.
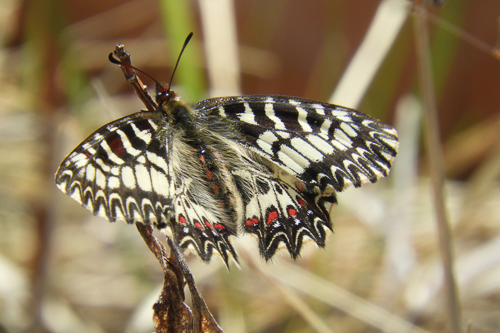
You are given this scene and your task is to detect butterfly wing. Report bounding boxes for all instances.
[55,112,176,224]
[233,165,335,259]
[55,111,238,264]
[196,95,398,193]
[195,95,398,259]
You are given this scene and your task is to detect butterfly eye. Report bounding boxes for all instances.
[156,90,167,104]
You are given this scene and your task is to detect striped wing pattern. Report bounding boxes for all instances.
[55,113,174,224]
[55,111,239,264]
[56,94,398,266]
[196,95,398,192]
[235,169,335,260]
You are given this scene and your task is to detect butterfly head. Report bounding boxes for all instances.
[109,33,193,113]
[155,82,177,106]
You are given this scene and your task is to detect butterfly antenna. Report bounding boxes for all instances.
[168,32,193,92]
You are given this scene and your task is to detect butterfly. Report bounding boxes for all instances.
[55,34,398,266]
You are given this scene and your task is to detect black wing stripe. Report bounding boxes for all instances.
[197,95,398,192]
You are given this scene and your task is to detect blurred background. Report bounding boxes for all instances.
[1,0,500,332]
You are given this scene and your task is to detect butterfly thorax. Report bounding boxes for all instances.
[158,96,248,239]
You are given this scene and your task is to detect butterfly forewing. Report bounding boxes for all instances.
[195,95,399,193]
[55,112,173,224]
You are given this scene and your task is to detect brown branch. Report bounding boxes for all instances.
[136,222,191,333]
[135,223,223,333]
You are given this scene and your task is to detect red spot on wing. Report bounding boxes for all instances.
[108,136,126,157]
[267,211,278,225]
[214,223,226,230]
[84,151,92,157]
[297,197,306,207]
[179,215,187,223]
[288,207,297,216]
[205,220,214,230]
[194,220,203,229]
[246,217,259,226]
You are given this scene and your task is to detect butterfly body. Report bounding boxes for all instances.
[56,45,399,266]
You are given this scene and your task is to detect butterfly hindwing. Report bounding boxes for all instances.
[235,169,336,260]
